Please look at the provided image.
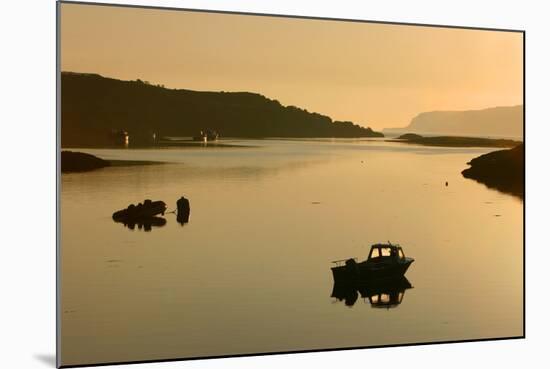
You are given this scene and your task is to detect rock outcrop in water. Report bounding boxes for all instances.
[61,151,110,172]
[461,144,524,198]
[391,133,521,148]
[112,200,167,221]
[112,200,168,231]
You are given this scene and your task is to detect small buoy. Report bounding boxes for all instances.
[445,181,448,186]
[177,196,191,224]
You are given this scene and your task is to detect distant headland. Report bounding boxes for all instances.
[61,72,383,147]
[383,105,523,138]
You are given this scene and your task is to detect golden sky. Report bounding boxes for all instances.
[60,2,523,130]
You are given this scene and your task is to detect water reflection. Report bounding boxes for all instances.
[61,141,523,364]
[331,276,413,309]
[464,176,523,200]
[113,216,167,231]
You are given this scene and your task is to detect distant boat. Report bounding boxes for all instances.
[110,129,129,146]
[331,242,414,281]
[193,129,219,142]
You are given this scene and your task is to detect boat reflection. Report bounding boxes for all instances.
[113,216,167,231]
[331,276,413,309]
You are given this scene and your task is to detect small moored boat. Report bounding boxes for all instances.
[193,129,219,142]
[331,242,414,282]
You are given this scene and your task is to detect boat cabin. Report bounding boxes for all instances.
[331,242,414,282]
[368,243,406,262]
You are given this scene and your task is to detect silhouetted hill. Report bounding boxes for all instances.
[462,144,524,198]
[384,106,523,138]
[61,72,382,146]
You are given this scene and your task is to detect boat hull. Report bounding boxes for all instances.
[331,258,414,282]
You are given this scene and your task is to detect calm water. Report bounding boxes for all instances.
[60,139,523,366]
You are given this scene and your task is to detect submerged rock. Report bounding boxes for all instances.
[61,151,109,173]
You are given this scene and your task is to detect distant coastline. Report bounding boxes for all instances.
[387,133,521,148]
[383,105,523,138]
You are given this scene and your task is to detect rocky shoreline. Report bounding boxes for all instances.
[461,144,524,198]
